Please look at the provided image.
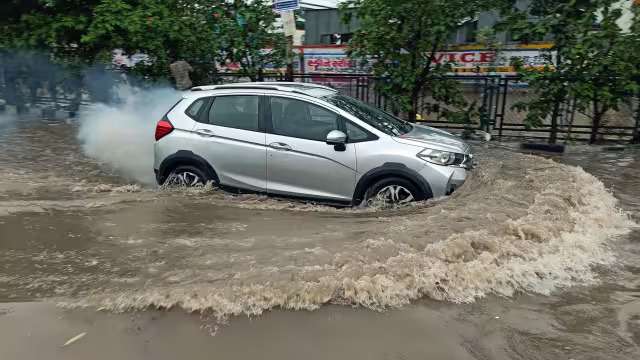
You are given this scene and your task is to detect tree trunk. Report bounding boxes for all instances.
[549,99,560,144]
[632,95,640,144]
[548,50,563,145]
[590,112,603,144]
[564,97,577,144]
[409,91,419,122]
[590,98,602,144]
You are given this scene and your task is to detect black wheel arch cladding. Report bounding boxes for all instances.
[353,163,433,204]
[157,150,219,184]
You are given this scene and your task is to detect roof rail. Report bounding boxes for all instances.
[191,84,280,92]
[258,82,338,91]
[190,85,219,92]
[190,82,338,93]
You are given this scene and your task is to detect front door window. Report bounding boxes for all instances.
[270,97,339,142]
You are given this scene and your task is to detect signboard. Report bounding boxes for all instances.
[433,50,556,74]
[273,0,300,12]
[300,46,555,76]
[217,48,302,73]
[215,45,556,77]
[302,47,373,74]
[112,49,151,68]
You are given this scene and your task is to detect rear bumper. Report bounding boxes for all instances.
[154,168,162,185]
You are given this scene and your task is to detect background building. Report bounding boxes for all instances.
[298,1,638,76]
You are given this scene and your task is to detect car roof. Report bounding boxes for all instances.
[186,82,338,99]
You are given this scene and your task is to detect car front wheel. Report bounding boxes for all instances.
[364,177,423,206]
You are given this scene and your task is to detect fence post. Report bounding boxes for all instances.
[365,76,370,104]
[498,77,508,138]
[633,93,640,144]
[478,77,491,133]
[488,77,497,128]
[563,97,577,144]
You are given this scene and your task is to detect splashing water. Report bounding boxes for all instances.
[77,86,182,185]
[0,105,636,323]
[51,152,634,320]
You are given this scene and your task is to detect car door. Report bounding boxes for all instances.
[265,96,357,201]
[187,94,267,191]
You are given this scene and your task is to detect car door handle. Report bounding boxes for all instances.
[195,129,215,137]
[269,142,292,151]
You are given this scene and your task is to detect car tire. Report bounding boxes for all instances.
[163,165,213,187]
[364,177,423,206]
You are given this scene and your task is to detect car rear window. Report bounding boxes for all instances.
[185,98,207,120]
[208,95,259,131]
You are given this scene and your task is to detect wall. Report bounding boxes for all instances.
[303,9,360,45]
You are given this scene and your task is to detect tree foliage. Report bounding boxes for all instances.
[214,0,287,81]
[341,0,496,121]
[500,0,639,143]
[622,4,640,144]
[0,0,287,84]
[82,0,225,80]
[0,0,99,62]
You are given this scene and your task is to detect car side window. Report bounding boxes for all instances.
[208,95,259,131]
[345,121,375,142]
[270,97,339,141]
[185,98,207,120]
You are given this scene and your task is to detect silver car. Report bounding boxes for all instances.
[154,83,472,206]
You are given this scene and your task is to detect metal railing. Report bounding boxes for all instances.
[216,72,637,143]
[1,70,637,143]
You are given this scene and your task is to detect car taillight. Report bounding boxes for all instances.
[155,118,174,141]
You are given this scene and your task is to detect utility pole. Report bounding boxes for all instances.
[286,35,294,81]
[281,10,296,81]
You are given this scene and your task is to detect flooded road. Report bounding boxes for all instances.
[0,118,639,359]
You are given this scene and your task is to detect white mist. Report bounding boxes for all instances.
[77,86,182,185]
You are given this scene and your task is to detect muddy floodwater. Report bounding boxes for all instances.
[0,118,639,360]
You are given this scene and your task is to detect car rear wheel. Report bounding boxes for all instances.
[364,177,422,206]
[164,165,213,187]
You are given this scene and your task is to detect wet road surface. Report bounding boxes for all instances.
[0,118,639,359]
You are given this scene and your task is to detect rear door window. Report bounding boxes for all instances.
[208,95,259,131]
[270,97,339,141]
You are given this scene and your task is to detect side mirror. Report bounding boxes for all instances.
[326,130,347,145]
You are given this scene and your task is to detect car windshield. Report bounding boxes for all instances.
[322,94,413,136]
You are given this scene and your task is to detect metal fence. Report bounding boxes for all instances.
[1,68,637,143]
[218,72,639,143]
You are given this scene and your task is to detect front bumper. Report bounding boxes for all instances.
[445,167,468,195]
[418,164,469,198]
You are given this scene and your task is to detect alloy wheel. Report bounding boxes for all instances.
[166,171,203,187]
[375,185,415,204]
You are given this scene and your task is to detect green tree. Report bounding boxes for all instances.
[500,0,590,144]
[341,0,497,122]
[0,0,220,84]
[0,0,99,62]
[0,1,99,108]
[82,0,225,82]
[566,2,638,143]
[215,0,287,81]
[625,4,640,144]
[1,1,287,85]
[501,0,637,144]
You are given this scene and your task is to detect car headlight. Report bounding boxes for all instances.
[417,148,456,166]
